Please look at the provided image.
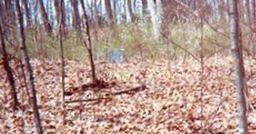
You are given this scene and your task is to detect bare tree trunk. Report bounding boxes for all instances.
[38,0,52,35]
[54,0,60,25]
[22,0,32,28]
[113,0,118,23]
[105,0,114,26]
[142,0,149,21]
[245,0,251,25]
[0,22,19,110]
[93,0,99,39]
[4,0,16,29]
[128,0,136,22]
[80,0,97,83]
[252,0,256,25]
[123,0,127,22]
[71,0,81,31]
[161,0,172,37]
[229,0,248,133]
[15,0,43,133]
[59,0,65,103]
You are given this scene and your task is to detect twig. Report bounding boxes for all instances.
[65,84,147,104]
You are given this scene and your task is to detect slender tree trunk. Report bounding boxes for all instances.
[59,0,65,103]
[113,0,118,23]
[105,0,114,26]
[252,0,256,56]
[123,0,127,22]
[38,0,52,35]
[0,22,19,110]
[71,0,81,31]
[4,0,16,29]
[245,0,251,25]
[142,0,149,21]
[22,0,32,28]
[252,0,256,25]
[161,0,172,37]
[54,0,60,25]
[128,0,136,22]
[80,0,97,83]
[15,0,43,133]
[229,0,248,133]
[93,0,99,39]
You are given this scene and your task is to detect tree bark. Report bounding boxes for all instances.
[0,21,19,110]
[93,0,99,39]
[59,0,65,103]
[161,0,173,37]
[142,0,149,21]
[80,0,97,83]
[54,0,60,24]
[128,0,136,22]
[71,0,81,31]
[22,0,32,28]
[252,0,256,26]
[4,0,16,28]
[245,0,251,25]
[15,0,43,133]
[105,0,114,26]
[229,0,248,133]
[38,0,52,35]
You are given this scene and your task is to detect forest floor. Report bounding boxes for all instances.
[1,57,256,133]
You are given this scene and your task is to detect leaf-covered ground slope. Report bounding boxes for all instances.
[1,57,256,133]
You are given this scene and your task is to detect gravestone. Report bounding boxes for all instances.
[108,48,125,63]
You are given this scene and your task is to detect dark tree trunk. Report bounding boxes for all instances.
[71,0,81,31]
[113,0,118,23]
[54,0,66,30]
[142,0,149,21]
[22,0,32,27]
[4,0,16,28]
[105,0,114,26]
[93,0,99,39]
[15,0,43,133]
[38,0,52,35]
[229,0,248,133]
[252,0,256,26]
[245,0,251,25]
[54,0,60,24]
[0,22,19,110]
[161,0,172,37]
[80,0,97,83]
[123,0,127,22]
[128,0,136,22]
[59,0,65,102]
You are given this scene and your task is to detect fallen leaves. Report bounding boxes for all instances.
[1,57,256,133]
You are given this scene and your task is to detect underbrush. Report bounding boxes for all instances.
[3,22,237,62]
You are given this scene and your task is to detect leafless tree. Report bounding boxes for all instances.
[252,0,256,25]
[0,21,19,110]
[22,0,32,28]
[54,0,66,28]
[128,0,136,22]
[105,0,114,26]
[15,0,43,133]
[229,0,248,133]
[80,0,98,83]
[59,0,65,103]
[71,0,81,31]
[142,0,149,21]
[38,0,52,34]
